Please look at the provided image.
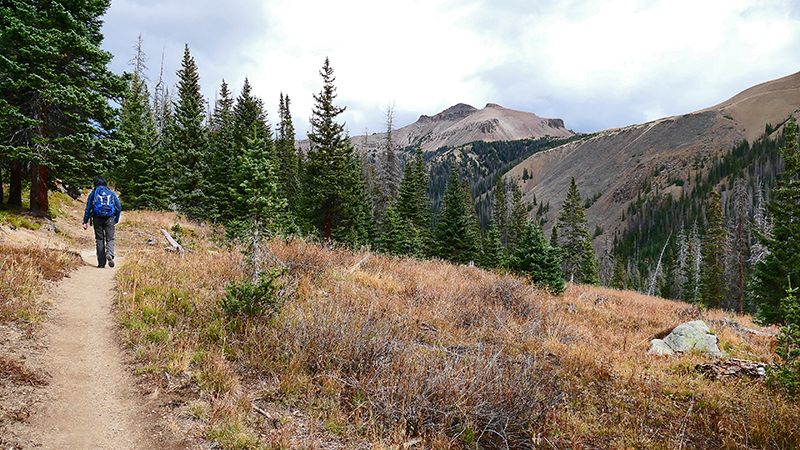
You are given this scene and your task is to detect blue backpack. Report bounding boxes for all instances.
[93,186,115,218]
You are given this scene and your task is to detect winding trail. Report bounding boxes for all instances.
[13,251,186,449]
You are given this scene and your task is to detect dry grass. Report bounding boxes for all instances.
[0,244,82,324]
[114,216,799,449]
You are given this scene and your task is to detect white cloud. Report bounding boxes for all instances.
[101,0,800,137]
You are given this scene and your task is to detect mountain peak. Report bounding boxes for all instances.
[419,103,478,123]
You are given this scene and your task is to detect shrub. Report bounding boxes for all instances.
[218,268,286,317]
[770,278,800,398]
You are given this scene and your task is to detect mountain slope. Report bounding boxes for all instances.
[508,71,800,248]
[355,103,574,155]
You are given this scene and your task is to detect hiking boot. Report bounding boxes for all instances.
[107,255,115,268]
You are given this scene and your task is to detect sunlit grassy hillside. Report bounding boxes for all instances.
[110,211,798,449]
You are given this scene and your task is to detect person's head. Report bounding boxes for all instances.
[93,176,107,188]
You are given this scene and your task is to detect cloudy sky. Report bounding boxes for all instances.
[100,0,800,139]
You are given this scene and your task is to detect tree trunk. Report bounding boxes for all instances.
[0,163,4,204]
[29,162,48,217]
[9,161,22,207]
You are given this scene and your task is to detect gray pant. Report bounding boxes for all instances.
[93,216,115,267]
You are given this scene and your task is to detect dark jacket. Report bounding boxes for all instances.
[83,187,122,224]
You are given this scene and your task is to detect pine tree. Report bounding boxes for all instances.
[302,58,371,244]
[509,220,565,295]
[681,230,699,303]
[752,116,800,324]
[396,144,432,253]
[169,45,209,220]
[233,78,270,155]
[699,190,727,308]
[116,61,164,210]
[506,181,528,251]
[491,175,508,246]
[275,93,299,218]
[205,79,237,222]
[236,128,286,234]
[558,178,598,284]
[377,103,400,218]
[481,221,506,269]
[433,163,480,264]
[611,258,626,290]
[378,204,421,257]
[0,0,124,216]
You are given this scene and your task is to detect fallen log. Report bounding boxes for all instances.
[160,228,185,256]
[695,358,776,380]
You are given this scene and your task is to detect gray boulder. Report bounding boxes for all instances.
[649,320,725,358]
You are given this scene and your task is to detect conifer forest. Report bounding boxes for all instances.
[2,1,799,332]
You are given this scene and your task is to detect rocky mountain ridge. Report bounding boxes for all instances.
[355,102,574,155]
[507,70,800,249]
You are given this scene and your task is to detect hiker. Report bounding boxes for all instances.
[82,176,121,268]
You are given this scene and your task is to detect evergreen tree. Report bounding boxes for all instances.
[395,144,432,254]
[377,103,400,218]
[506,181,528,251]
[681,235,699,303]
[481,221,506,269]
[433,163,480,264]
[752,116,800,324]
[378,204,421,257]
[233,78,270,155]
[770,279,800,397]
[205,79,237,222]
[658,249,677,300]
[0,0,124,216]
[610,258,626,290]
[236,128,286,234]
[491,175,508,246]
[700,190,727,308]
[228,78,273,224]
[302,58,371,244]
[116,66,164,210]
[509,220,565,295]
[275,93,299,218]
[169,45,209,220]
[557,178,598,284]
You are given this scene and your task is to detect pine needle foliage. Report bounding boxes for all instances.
[752,116,800,324]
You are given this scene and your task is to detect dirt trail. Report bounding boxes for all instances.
[7,250,186,449]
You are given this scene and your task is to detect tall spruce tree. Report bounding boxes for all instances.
[169,45,209,220]
[206,80,237,222]
[699,190,727,308]
[752,116,800,324]
[395,144,432,254]
[481,221,506,269]
[509,220,565,295]
[377,103,401,218]
[275,93,299,217]
[236,128,286,234]
[491,175,508,246]
[116,64,164,210]
[507,181,528,251]
[433,163,481,264]
[0,0,124,216]
[557,178,598,284]
[228,78,273,224]
[302,58,371,244]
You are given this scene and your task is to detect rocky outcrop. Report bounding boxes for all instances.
[649,320,725,358]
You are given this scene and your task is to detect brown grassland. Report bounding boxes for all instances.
[1,199,799,449]
[111,211,799,450]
